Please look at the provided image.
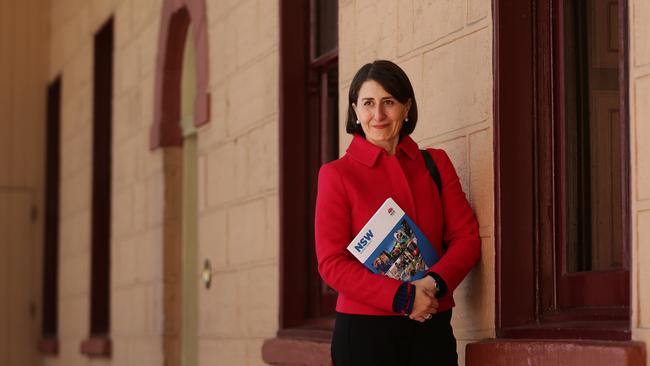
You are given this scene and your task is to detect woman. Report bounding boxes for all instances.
[315,60,480,366]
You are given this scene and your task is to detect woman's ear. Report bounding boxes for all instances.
[351,103,360,122]
[404,99,412,117]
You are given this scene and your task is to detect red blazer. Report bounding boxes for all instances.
[315,134,480,316]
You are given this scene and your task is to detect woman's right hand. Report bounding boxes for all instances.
[408,276,439,322]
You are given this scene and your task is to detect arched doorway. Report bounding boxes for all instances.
[151,2,209,365]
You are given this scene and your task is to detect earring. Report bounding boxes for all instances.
[356,120,361,125]
[405,117,409,122]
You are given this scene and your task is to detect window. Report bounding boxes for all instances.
[306,0,339,324]
[496,0,629,339]
[81,18,113,357]
[556,0,628,313]
[38,78,61,355]
[279,0,338,334]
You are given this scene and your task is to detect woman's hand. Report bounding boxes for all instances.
[409,276,439,322]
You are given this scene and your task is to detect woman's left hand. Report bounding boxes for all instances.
[409,276,439,322]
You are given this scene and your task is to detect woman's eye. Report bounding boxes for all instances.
[384,100,394,105]
[363,101,373,106]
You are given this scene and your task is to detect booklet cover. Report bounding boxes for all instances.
[347,198,440,282]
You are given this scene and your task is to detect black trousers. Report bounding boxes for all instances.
[331,310,457,366]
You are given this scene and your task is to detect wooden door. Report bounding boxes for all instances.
[0,190,40,366]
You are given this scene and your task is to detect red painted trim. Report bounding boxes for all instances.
[262,337,331,366]
[309,0,317,61]
[278,0,310,330]
[277,326,334,341]
[466,339,645,366]
[493,0,537,330]
[80,337,112,358]
[150,0,210,150]
[38,338,59,355]
[498,321,631,341]
[311,48,338,69]
[558,270,629,309]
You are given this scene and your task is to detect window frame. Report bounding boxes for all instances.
[278,0,338,336]
[80,17,114,357]
[305,55,339,324]
[495,0,630,340]
[551,0,630,315]
[38,77,62,355]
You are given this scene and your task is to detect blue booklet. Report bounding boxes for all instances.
[346,198,440,282]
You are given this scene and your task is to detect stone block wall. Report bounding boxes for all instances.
[47,0,279,365]
[49,0,168,365]
[338,0,495,364]
[198,1,279,365]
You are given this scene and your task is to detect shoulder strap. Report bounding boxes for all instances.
[420,149,442,195]
[420,149,449,253]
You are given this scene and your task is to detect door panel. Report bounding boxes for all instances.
[0,190,39,366]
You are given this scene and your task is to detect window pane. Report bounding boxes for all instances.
[319,67,339,309]
[564,0,622,272]
[315,0,338,56]
[43,78,61,339]
[321,67,339,165]
[305,64,339,319]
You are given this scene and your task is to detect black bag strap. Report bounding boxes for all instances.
[421,149,442,195]
[421,149,448,253]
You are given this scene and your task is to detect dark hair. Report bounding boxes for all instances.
[346,60,418,137]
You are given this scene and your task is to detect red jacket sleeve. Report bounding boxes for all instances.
[314,163,402,313]
[427,149,481,292]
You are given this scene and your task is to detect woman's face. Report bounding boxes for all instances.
[352,80,411,153]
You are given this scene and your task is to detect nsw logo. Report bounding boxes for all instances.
[353,230,374,253]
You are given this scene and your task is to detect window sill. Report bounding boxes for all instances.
[262,329,332,366]
[80,336,112,358]
[466,339,645,366]
[38,338,59,355]
[497,320,630,341]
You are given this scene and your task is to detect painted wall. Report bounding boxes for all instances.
[47,0,167,364]
[338,0,495,364]
[47,0,278,365]
[631,0,650,364]
[197,0,279,364]
[0,0,49,365]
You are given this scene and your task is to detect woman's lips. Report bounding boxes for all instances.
[372,124,389,129]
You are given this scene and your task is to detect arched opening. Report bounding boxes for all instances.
[161,15,199,366]
[150,1,209,150]
[154,2,208,365]
[178,23,199,366]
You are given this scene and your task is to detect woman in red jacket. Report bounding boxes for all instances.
[315,60,481,366]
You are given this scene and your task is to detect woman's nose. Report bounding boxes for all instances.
[373,105,386,121]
